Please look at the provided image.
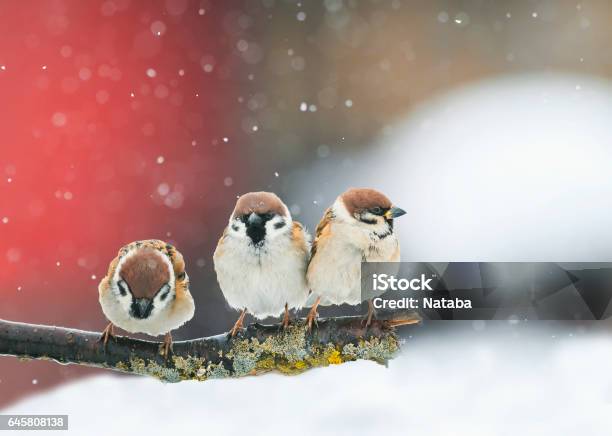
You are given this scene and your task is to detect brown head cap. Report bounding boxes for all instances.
[340,188,392,216]
[232,192,288,218]
[119,247,171,299]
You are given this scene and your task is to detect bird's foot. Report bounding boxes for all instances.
[230,320,243,337]
[305,297,321,332]
[98,323,115,350]
[282,303,290,330]
[159,332,173,359]
[230,309,247,337]
[305,308,319,331]
[361,300,378,328]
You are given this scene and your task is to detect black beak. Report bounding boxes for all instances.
[246,212,266,245]
[247,212,263,227]
[385,206,407,219]
[131,298,153,319]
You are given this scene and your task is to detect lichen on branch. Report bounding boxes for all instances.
[0,312,420,382]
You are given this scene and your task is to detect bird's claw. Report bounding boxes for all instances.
[305,311,319,331]
[230,313,246,338]
[305,296,321,332]
[282,305,291,330]
[98,323,115,350]
[361,301,377,328]
[228,309,248,338]
[159,333,173,360]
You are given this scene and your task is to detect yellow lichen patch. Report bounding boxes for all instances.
[327,350,342,365]
[255,356,276,371]
[115,361,130,372]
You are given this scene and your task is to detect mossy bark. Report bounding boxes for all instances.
[0,313,420,382]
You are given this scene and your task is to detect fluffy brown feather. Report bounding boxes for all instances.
[232,192,287,217]
[309,207,334,263]
[340,188,392,216]
[105,239,189,299]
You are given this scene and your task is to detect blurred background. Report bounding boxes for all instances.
[2,0,612,426]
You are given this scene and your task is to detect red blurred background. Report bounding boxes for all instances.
[0,0,248,407]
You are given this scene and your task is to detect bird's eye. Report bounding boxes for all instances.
[371,207,383,215]
[158,284,171,301]
[177,271,186,280]
[117,280,129,296]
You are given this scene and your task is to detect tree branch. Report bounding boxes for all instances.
[0,312,420,382]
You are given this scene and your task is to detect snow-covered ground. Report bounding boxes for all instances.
[3,324,612,435]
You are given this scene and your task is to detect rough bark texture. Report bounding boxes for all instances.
[0,313,420,382]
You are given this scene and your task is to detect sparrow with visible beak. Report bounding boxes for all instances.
[305,188,406,328]
[213,192,310,336]
[98,239,195,356]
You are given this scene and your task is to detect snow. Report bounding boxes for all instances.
[3,325,612,435]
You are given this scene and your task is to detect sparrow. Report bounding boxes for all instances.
[213,191,310,336]
[98,239,195,357]
[305,188,406,328]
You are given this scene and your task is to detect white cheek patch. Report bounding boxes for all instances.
[153,284,174,311]
[332,197,353,222]
[266,215,291,236]
[113,286,133,314]
[229,218,247,237]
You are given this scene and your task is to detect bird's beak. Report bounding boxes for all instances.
[385,206,406,219]
[133,298,153,319]
[247,212,263,227]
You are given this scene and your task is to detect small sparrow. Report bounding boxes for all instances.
[98,239,195,356]
[213,191,310,336]
[306,188,406,328]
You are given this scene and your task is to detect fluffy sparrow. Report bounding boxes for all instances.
[98,239,195,356]
[306,188,406,328]
[213,192,310,336]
